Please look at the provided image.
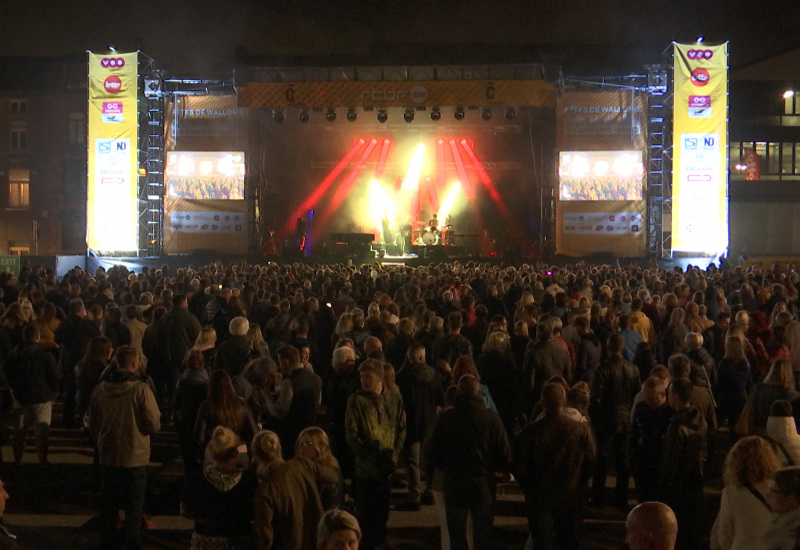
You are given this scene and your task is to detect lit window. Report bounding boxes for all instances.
[8,169,30,208]
[68,113,85,144]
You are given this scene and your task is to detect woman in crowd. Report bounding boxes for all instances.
[295,426,343,511]
[175,349,210,473]
[716,337,754,442]
[75,335,114,421]
[181,426,256,550]
[33,301,60,356]
[192,327,218,371]
[476,331,519,435]
[194,370,257,461]
[316,509,361,550]
[741,359,800,435]
[710,436,778,550]
[662,307,688,362]
[0,302,28,348]
[766,400,800,467]
[450,355,498,413]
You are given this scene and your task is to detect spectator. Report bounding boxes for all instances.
[316,509,361,550]
[624,502,678,550]
[214,316,252,376]
[56,298,100,428]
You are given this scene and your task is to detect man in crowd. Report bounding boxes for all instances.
[55,298,100,428]
[89,345,161,550]
[346,359,406,550]
[515,381,595,550]
[522,316,571,414]
[624,502,678,550]
[214,316,251,376]
[425,374,512,550]
[153,294,201,416]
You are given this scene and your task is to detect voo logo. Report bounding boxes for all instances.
[100,57,126,68]
[687,49,714,60]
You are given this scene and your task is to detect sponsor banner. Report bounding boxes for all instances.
[555,201,646,257]
[163,199,248,254]
[672,43,728,254]
[237,80,555,109]
[562,212,643,235]
[169,211,245,233]
[87,52,138,251]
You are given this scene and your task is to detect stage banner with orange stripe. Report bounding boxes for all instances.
[87,52,139,252]
[672,42,729,254]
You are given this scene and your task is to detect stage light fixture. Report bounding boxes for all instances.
[481,107,492,121]
[346,108,357,122]
[454,107,465,121]
[784,90,796,99]
[377,109,388,123]
[430,107,441,121]
[403,108,414,123]
[325,108,336,122]
[505,107,517,121]
[272,109,285,123]
[298,109,310,123]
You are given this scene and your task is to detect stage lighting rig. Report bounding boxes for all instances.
[272,109,285,123]
[454,107,465,121]
[298,109,310,123]
[377,108,388,123]
[346,108,358,122]
[325,108,336,122]
[430,107,441,121]
[403,108,415,123]
[481,107,492,121]
[505,107,517,121]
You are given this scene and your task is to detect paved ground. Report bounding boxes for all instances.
[0,405,726,549]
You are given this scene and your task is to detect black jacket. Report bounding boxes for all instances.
[661,406,707,500]
[56,313,101,371]
[7,341,61,405]
[396,362,444,443]
[589,355,640,434]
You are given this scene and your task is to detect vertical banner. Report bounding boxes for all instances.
[87,52,139,252]
[672,42,729,254]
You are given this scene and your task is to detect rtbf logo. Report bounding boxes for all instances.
[104,76,122,94]
[687,49,714,60]
[100,57,125,68]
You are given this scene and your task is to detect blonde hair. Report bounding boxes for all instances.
[252,430,282,465]
[207,425,239,462]
[296,426,339,469]
[195,327,217,349]
[724,336,746,362]
[383,364,398,392]
[317,509,361,550]
[482,331,509,354]
[764,359,796,390]
[684,332,703,350]
[723,435,779,487]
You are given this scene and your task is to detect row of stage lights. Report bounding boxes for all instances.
[271,106,518,123]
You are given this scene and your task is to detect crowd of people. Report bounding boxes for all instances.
[167,176,245,200]
[560,175,643,201]
[2,257,800,549]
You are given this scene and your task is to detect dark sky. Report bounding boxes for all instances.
[2,0,799,76]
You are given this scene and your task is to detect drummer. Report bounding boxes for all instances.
[428,213,440,233]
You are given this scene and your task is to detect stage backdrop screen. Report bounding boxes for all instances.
[165,151,245,200]
[558,151,643,201]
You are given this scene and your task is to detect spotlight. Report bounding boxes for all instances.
[377,108,388,123]
[298,109,310,123]
[272,108,285,123]
[430,107,441,121]
[505,107,517,121]
[784,90,796,99]
[403,107,414,123]
[346,108,357,122]
[696,36,704,43]
[325,108,336,122]
[454,107,465,121]
[481,107,492,121]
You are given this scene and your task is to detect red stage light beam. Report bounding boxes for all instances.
[449,140,474,199]
[281,138,366,237]
[313,138,379,237]
[437,138,446,197]
[375,139,391,179]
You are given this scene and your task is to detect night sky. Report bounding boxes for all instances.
[2,0,800,77]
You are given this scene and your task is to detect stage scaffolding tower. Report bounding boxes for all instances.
[645,64,672,258]
[140,67,166,256]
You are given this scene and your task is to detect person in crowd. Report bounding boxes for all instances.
[181,426,256,550]
[452,355,498,414]
[589,334,640,508]
[326,345,359,483]
[761,466,800,549]
[214,316,252,376]
[396,342,444,510]
[624,502,678,550]
[476,331,519,435]
[89,345,161,550]
[515,381,595,550]
[0,477,18,550]
[703,312,732,365]
[252,429,340,550]
[266,345,322,455]
[716,336,754,443]
[7,324,61,465]
[316,509,361,550]
[101,306,132,352]
[522,317,571,414]
[191,327,218,371]
[56,298,100,428]
[630,376,672,503]
[710,436,779,550]
[574,315,602,383]
[295,426,343,511]
[194,370,257,461]
[766,400,800,467]
[741,359,800,436]
[434,311,473,378]
[662,308,688,363]
[123,305,148,372]
[174,349,210,473]
[616,314,642,362]
[345,359,406,550]
[661,378,707,550]
[425,375,512,550]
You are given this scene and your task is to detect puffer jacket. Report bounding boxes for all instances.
[89,368,161,467]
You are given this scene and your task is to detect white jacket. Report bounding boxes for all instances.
[766,415,800,467]
[710,482,773,550]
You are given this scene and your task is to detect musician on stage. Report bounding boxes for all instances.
[399,217,413,254]
[381,211,393,244]
[428,213,439,233]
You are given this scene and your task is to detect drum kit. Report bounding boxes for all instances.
[412,222,454,246]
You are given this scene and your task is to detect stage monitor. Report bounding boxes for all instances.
[166,151,245,200]
[558,150,643,201]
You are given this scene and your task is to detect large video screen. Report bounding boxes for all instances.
[166,151,245,200]
[559,150,644,201]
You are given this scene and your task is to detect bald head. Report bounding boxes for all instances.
[625,502,678,550]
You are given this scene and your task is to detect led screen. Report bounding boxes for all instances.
[558,150,643,201]
[166,151,245,199]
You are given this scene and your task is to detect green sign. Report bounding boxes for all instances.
[0,256,20,278]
